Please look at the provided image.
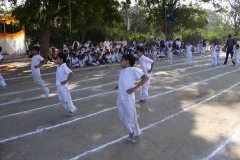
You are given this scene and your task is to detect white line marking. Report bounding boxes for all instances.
[0,65,226,117]
[0,68,238,144]
[0,61,211,97]
[4,57,210,81]
[69,81,240,160]
[203,127,240,160]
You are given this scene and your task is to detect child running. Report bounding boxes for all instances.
[56,52,78,116]
[137,47,154,101]
[115,54,149,142]
[0,46,6,89]
[56,53,78,116]
[31,46,49,97]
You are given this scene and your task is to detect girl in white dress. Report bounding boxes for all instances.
[232,44,240,67]
[185,42,193,65]
[210,41,219,66]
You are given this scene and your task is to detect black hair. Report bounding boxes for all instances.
[0,46,2,52]
[137,46,144,53]
[122,54,135,67]
[236,44,239,48]
[33,46,40,52]
[57,52,67,63]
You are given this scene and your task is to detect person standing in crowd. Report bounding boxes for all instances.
[0,46,6,89]
[31,46,49,97]
[137,47,154,101]
[210,41,219,66]
[56,52,78,116]
[232,44,240,67]
[167,43,173,65]
[185,42,193,65]
[114,54,148,142]
[223,35,236,65]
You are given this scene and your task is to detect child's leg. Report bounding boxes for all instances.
[116,99,141,136]
[139,77,150,100]
[32,71,49,96]
[0,75,6,88]
[57,85,77,113]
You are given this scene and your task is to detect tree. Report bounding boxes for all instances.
[137,0,208,38]
[8,0,122,61]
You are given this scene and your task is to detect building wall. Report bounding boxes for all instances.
[0,30,25,55]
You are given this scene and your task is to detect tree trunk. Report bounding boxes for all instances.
[40,26,52,62]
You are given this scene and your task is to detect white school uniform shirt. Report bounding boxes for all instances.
[232,47,240,60]
[211,45,218,57]
[139,55,154,77]
[185,45,193,57]
[71,57,79,64]
[117,67,144,100]
[106,54,112,61]
[31,55,44,73]
[111,54,116,61]
[0,54,3,60]
[56,63,72,86]
[104,41,110,50]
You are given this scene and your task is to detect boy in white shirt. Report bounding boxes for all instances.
[0,46,6,89]
[71,53,80,67]
[114,54,148,143]
[56,52,78,116]
[137,47,154,101]
[31,46,49,97]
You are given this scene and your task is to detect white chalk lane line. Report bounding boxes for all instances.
[0,60,213,97]
[0,65,227,118]
[0,68,238,144]
[4,57,210,81]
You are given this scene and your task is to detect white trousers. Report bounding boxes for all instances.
[117,99,141,136]
[32,70,49,95]
[186,56,192,65]
[140,76,150,100]
[201,47,205,54]
[57,85,76,113]
[152,51,157,62]
[216,52,219,64]
[232,58,239,67]
[211,56,217,66]
[0,75,6,88]
[167,52,173,64]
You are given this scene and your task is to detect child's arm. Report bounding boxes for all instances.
[34,60,46,68]
[61,72,74,85]
[148,62,154,73]
[127,74,149,94]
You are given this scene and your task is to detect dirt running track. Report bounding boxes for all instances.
[0,53,240,160]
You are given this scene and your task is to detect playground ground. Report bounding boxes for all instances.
[0,52,240,160]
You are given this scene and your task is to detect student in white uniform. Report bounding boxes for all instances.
[56,52,78,116]
[0,46,6,89]
[232,44,240,67]
[152,43,157,62]
[71,53,80,67]
[114,54,148,143]
[210,41,218,66]
[167,43,173,64]
[185,42,193,65]
[137,47,154,101]
[31,46,49,97]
